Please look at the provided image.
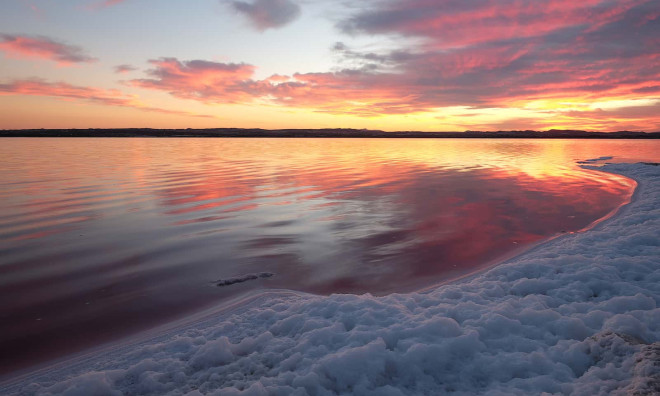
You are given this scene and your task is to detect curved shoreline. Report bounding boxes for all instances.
[417,163,638,293]
[2,162,657,394]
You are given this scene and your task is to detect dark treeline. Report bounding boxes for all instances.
[1,128,659,138]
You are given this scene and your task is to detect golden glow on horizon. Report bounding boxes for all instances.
[1,92,658,132]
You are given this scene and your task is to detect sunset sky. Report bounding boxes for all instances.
[0,0,658,131]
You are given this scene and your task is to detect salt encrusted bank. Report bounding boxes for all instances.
[3,163,659,396]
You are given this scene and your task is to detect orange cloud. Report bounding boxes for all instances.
[0,34,96,65]
[0,79,214,118]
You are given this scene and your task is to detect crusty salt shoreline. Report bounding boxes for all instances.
[3,162,659,396]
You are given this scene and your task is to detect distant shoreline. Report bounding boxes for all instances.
[1,128,659,138]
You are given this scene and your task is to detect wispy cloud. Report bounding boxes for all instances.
[227,0,301,31]
[0,34,96,65]
[0,79,214,118]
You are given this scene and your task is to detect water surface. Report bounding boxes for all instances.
[1,138,657,375]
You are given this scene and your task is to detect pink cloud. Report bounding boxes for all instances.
[129,57,428,115]
[0,34,96,65]
[131,58,258,103]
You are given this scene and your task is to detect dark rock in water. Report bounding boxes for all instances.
[214,272,274,287]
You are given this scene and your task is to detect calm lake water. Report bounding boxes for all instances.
[1,138,658,375]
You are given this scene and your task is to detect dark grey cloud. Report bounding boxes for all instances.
[228,0,301,31]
